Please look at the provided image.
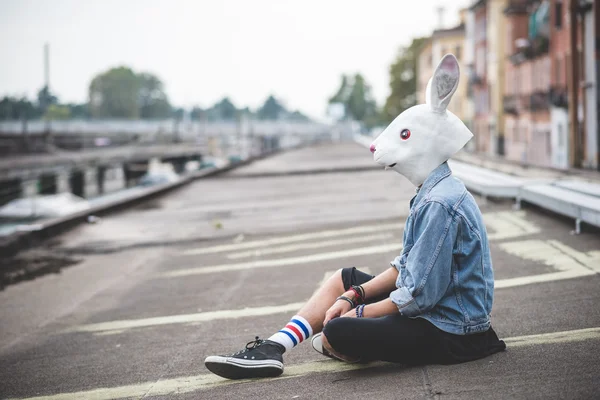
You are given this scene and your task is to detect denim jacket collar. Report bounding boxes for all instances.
[411,162,452,209]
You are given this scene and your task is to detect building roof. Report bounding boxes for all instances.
[503,0,532,15]
[469,0,486,11]
[432,23,465,38]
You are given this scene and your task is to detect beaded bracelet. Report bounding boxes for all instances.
[355,304,366,318]
[336,295,356,309]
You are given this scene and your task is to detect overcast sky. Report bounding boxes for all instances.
[0,0,469,119]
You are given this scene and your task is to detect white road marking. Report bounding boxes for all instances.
[70,302,305,334]
[495,269,595,289]
[16,327,600,400]
[183,223,400,255]
[227,234,394,259]
[76,240,596,335]
[496,239,599,288]
[184,211,537,258]
[484,211,540,240]
[82,267,378,335]
[165,244,401,278]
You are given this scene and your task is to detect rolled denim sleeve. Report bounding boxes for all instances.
[390,201,455,316]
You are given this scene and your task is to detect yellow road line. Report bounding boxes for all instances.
[13,327,600,400]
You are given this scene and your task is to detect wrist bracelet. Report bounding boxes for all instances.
[349,287,363,304]
[336,295,356,308]
[356,304,365,318]
[351,285,366,304]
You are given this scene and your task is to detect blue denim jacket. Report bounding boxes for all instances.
[389,162,494,335]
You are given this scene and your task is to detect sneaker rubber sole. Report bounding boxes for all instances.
[204,356,284,380]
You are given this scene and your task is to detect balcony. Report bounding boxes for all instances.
[529,91,550,112]
[468,72,484,86]
[510,36,549,65]
[549,87,568,109]
[503,95,519,115]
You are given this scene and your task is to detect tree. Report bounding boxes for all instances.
[288,110,310,122]
[37,86,58,113]
[89,66,140,118]
[383,37,428,123]
[66,103,89,119]
[327,73,378,127]
[346,74,377,122]
[137,72,172,119]
[0,97,41,120]
[206,97,238,121]
[172,107,185,120]
[88,67,171,119]
[190,106,205,121]
[44,104,71,120]
[257,95,286,120]
[329,75,351,105]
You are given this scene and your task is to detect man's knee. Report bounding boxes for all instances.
[322,317,346,350]
[325,268,345,292]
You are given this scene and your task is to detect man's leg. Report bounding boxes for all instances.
[268,268,346,350]
[204,268,348,379]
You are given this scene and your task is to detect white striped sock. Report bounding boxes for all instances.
[268,315,313,352]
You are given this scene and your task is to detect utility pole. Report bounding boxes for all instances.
[436,6,445,29]
[43,42,53,150]
[567,0,581,168]
[581,0,597,169]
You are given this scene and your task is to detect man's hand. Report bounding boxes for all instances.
[323,299,352,326]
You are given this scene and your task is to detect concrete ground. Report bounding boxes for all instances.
[1,142,599,400]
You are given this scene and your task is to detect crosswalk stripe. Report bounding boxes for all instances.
[183,211,539,258]
[227,233,394,259]
[69,302,305,334]
[165,244,401,278]
[496,239,599,288]
[484,211,541,241]
[183,223,400,255]
[15,327,600,400]
[495,269,595,289]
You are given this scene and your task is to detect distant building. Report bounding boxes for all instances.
[470,0,491,154]
[502,0,598,169]
[416,16,467,122]
[487,0,510,156]
[502,0,552,166]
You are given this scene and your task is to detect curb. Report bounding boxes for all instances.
[0,149,282,259]
[220,165,382,179]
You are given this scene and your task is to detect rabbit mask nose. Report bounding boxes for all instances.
[369,144,376,153]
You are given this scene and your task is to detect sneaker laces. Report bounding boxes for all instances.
[230,336,264,356]
[245,336,264,350]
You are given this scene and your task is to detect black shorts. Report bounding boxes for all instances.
[323,267,506,365]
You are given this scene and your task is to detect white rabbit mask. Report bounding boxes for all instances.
[370,54,473,186]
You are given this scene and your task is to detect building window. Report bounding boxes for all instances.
[555,1,563,29]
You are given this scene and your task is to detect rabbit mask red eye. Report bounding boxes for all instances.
[400,129,411,140]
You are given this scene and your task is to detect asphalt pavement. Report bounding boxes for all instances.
[1,142,599,400]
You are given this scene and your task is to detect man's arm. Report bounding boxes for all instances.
[361,267,399,301]
[339,267,401,319]
[341,266,398,305]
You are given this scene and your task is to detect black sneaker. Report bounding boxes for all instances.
[204,336,286,379]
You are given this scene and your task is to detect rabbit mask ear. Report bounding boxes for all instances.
[426,54,460,113]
